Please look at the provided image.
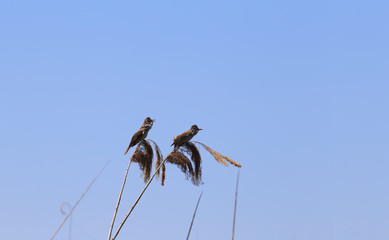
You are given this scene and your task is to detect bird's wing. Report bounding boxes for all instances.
[124,130,143,155]
[171,131,189,146]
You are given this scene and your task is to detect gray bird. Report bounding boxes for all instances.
[171,125,202,150]
[124,117,155,155]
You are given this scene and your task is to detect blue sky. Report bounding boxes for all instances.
[1,0,389,239]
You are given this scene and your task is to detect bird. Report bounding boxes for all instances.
[171,125,202,150]
[124,117,155,155]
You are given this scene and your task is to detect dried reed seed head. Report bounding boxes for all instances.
[147,139,164,178]
[181,142,202,185]
[193,141,228,166]
[165,151,197,184]
[156,154,163,176]
[181,142,201,161]
[131,140,154,183]
[223,155,242,168]
[166,151,190,165]
[193,141,241,168]
[161,163,166,186]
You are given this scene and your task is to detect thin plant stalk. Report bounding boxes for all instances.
[186,191,203,240]
[107,156,134,240]
[50,160,111,240]
[60,202,73,240]
[69,212,72,240]
[111,157,168,240]
[232,169,240,240]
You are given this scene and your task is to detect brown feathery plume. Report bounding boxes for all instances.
[131,140,154,183]
[161,163,166,186]
[165,151,196,184]
[193,141,242,168]
[181,142,202,185]
[224,155,241,168]
[192,141,228,166]
[147,139,163,179]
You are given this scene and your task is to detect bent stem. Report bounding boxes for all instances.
[186,191,203,240]
[232,169,240,240]
[111,157,168,240]
[50,160,111,240]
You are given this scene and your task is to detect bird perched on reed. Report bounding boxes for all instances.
[171,125,202,150]
[124,117,155,155]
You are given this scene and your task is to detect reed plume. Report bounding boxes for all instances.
[165,151,196,185]
[148,139,163,179]
[193,141,241,167]
[180,142,202,185]
[162,140,241,186]
[131,140,153,183]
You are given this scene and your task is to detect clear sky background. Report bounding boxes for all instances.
[1,0,389,239]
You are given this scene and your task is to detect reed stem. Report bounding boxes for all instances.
[107,157,134,240]
[186,191,203,240]
[232,169,240,240]
[111,157,168,240]
[50,160,110,240]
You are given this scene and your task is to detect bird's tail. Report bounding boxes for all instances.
[124,144,131,155]
[171,136,177,146]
